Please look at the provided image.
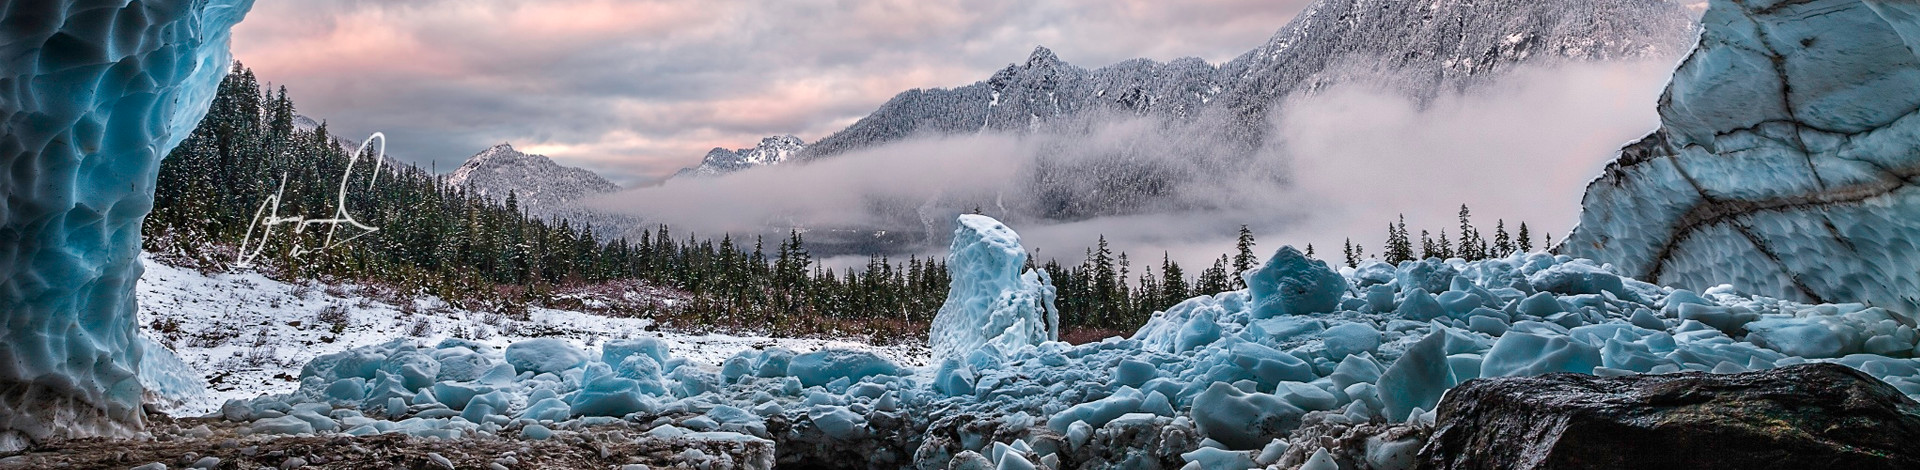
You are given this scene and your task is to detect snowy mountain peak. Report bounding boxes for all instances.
[1025,46,1061,69]
[672,135,807,178]
[445,143,619,214]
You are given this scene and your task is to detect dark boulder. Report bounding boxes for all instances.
[1420,363,1920,470]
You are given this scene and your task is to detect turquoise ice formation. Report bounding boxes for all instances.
[0,0,252,449]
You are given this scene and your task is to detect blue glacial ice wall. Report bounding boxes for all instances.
[927,215,1059,362]
[1565,0,1920,314]
[0,0,251,448]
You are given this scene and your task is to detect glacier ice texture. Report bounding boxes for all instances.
[0,0,251,449]
[226,243,1920,468]
[1565,0,1920,315]
[927,215,1059,362]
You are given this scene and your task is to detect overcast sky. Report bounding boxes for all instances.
[233,0,1307,185]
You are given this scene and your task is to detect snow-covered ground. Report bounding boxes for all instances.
[136,254,929,416]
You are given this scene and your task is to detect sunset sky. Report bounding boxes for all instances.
[233,0,1307,184]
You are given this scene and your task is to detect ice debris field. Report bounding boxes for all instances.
[186,215,1920,469]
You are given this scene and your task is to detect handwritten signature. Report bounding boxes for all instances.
[236,133,387,268]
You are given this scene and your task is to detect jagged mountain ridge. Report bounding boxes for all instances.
[672,135,805,178]
[446,143,621,215]
[790,0,1701,163]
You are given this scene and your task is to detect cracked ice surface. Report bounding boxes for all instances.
[1565,0,1920,315]
[0,0,252,449]
[222,216,1920,469]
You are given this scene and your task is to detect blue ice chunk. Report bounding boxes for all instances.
[430,382,483,411]
[1480,331,1601,377]
[1601,338,1665,372]
[1178,312,1225,352]
[519,397,570,422]
[1660,289,1715,314]
[569,373,654,418]
[1190,382,1303,450]
[504,338,588,375]
[325,378,367,403]
[1320,323,1382,359]
[1181,446,1257,470]
[934,357,976,396]
[848,382,887,399]
[1353,260,1397,287]
[1398,289,1445,321]
[601,337,673,366]
[1630,309,1667,330]
[1112,359,1158,388]
[136,337,209,411]
[807,405,868,441]
[616,356,668,395]
[1676,303,1759,334]
[787,349,902,388]
[1467,316,1509,336]
[1447,354,1483,382]
[433,349,497,382]
[251,415,315,435]
[1528,261,1629,299]
[1365,285,1397,313]
[304,349,388,382]
[1518,292,1564,317]
[1247,316,1325,343]
[928,215,1060,361]
[1045,387,1144,432]
[1228,341,1318,386]
[1244,246,1346,319]
[1378,329,1455,422]
[1275,382,1338,411]
[721,355,753,382]
[1397,259,1459,293]
[1142,391,1176,417]
[1437,291,1482,318]
[521,423,554,440]
[460,403,497,425]
[669,367,721,398]
[753,348,796,378]
[1329,353,1383,390]
[383,350,440,391]
[1746,317,1849,358]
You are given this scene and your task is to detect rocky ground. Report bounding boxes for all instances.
[0,413,772,470]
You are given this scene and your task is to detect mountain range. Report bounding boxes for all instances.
[458,0,1702,255]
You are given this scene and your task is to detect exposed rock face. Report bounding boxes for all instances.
[1564,0,1920,313]
[0,0,252,449]
[1420,363,1920,469]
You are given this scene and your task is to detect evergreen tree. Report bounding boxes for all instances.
[1342,239,1358,268]
[1385,215,1414,264]
[1160,253,1188,302]
[1420,230,1436,260]
[1457,204,1484,260]
[1517,222,1534,253]
[1493,220,1513,256]
[1231,225,1257,289]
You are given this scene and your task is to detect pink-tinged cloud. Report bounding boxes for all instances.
[230,0,1307,183]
